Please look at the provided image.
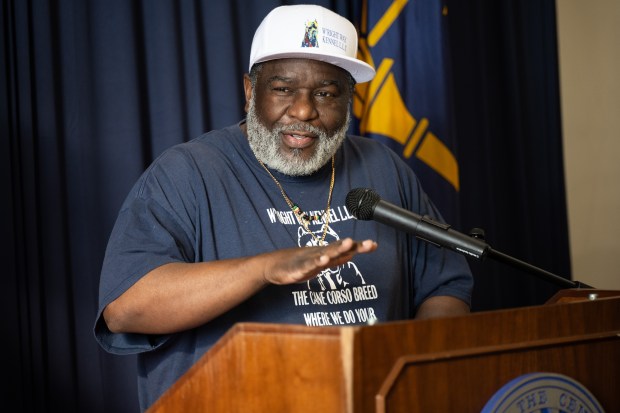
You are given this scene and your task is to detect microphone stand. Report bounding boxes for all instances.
[469,228,593,289]
[344,187,592,289]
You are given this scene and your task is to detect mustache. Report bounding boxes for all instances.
[271,122,327,137]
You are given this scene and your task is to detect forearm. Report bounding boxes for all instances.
[103,238,377,335]
[415,295,470,320]
[103,257,268,334]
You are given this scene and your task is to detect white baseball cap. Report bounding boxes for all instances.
[249,5,376,83]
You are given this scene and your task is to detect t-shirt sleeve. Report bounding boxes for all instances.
[376,147,473,311]
[409,186,474,311]
[94,150,198,354]
[347,136,474,312]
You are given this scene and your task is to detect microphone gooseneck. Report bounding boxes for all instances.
[345,187,589,289]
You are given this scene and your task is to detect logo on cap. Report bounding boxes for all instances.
[301,19,319,48]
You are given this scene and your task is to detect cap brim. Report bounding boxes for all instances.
[253,51,376,83]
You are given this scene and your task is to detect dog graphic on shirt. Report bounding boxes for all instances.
[298,225,366,291]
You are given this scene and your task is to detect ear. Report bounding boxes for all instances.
[243,73,253,113]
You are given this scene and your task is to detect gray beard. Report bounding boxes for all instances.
[246,96,350,176]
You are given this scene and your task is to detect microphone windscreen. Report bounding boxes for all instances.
[345,188,380,220]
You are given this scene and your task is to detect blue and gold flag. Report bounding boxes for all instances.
[354,0,460,224]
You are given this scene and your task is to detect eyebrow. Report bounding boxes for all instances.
[267,75,291,83]
[319,79,342,87]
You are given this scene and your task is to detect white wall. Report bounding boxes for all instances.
[556,0,620,289]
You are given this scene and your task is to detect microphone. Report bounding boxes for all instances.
[346,188,591,288]
[345,188,488,259]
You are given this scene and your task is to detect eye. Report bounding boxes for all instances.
[315,91,333,98]
[315,84,342,99]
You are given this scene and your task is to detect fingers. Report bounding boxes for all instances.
[357,239,378,252]
[265,238,377,286]
[333,238,377,255]
[316,238,377,265]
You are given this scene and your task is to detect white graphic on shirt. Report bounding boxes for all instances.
[265,205,380,326]
[297,225,366,291]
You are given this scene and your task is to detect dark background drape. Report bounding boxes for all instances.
[2,0,570,411]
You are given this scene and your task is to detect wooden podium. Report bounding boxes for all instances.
[147,290,620,412]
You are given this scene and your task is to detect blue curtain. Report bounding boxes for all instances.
[446,0,570,310]
[2,0,569,411]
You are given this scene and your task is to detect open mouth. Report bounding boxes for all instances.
[281,131,317,149]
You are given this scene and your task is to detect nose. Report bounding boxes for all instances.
[287,91,318,121]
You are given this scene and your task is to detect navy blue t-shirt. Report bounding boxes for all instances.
[94,122,473,410]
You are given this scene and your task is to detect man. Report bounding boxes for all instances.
[95,4,473,411]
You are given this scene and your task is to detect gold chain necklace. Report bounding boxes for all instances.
[257,156,335,245]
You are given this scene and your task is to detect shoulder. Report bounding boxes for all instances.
[340,134,432,212]
[345,134,392,151]
[149,124,244,172]
[164,124,244,162]
[342,134,417,178]
[345,134,409,161]
[130,124,245,199]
